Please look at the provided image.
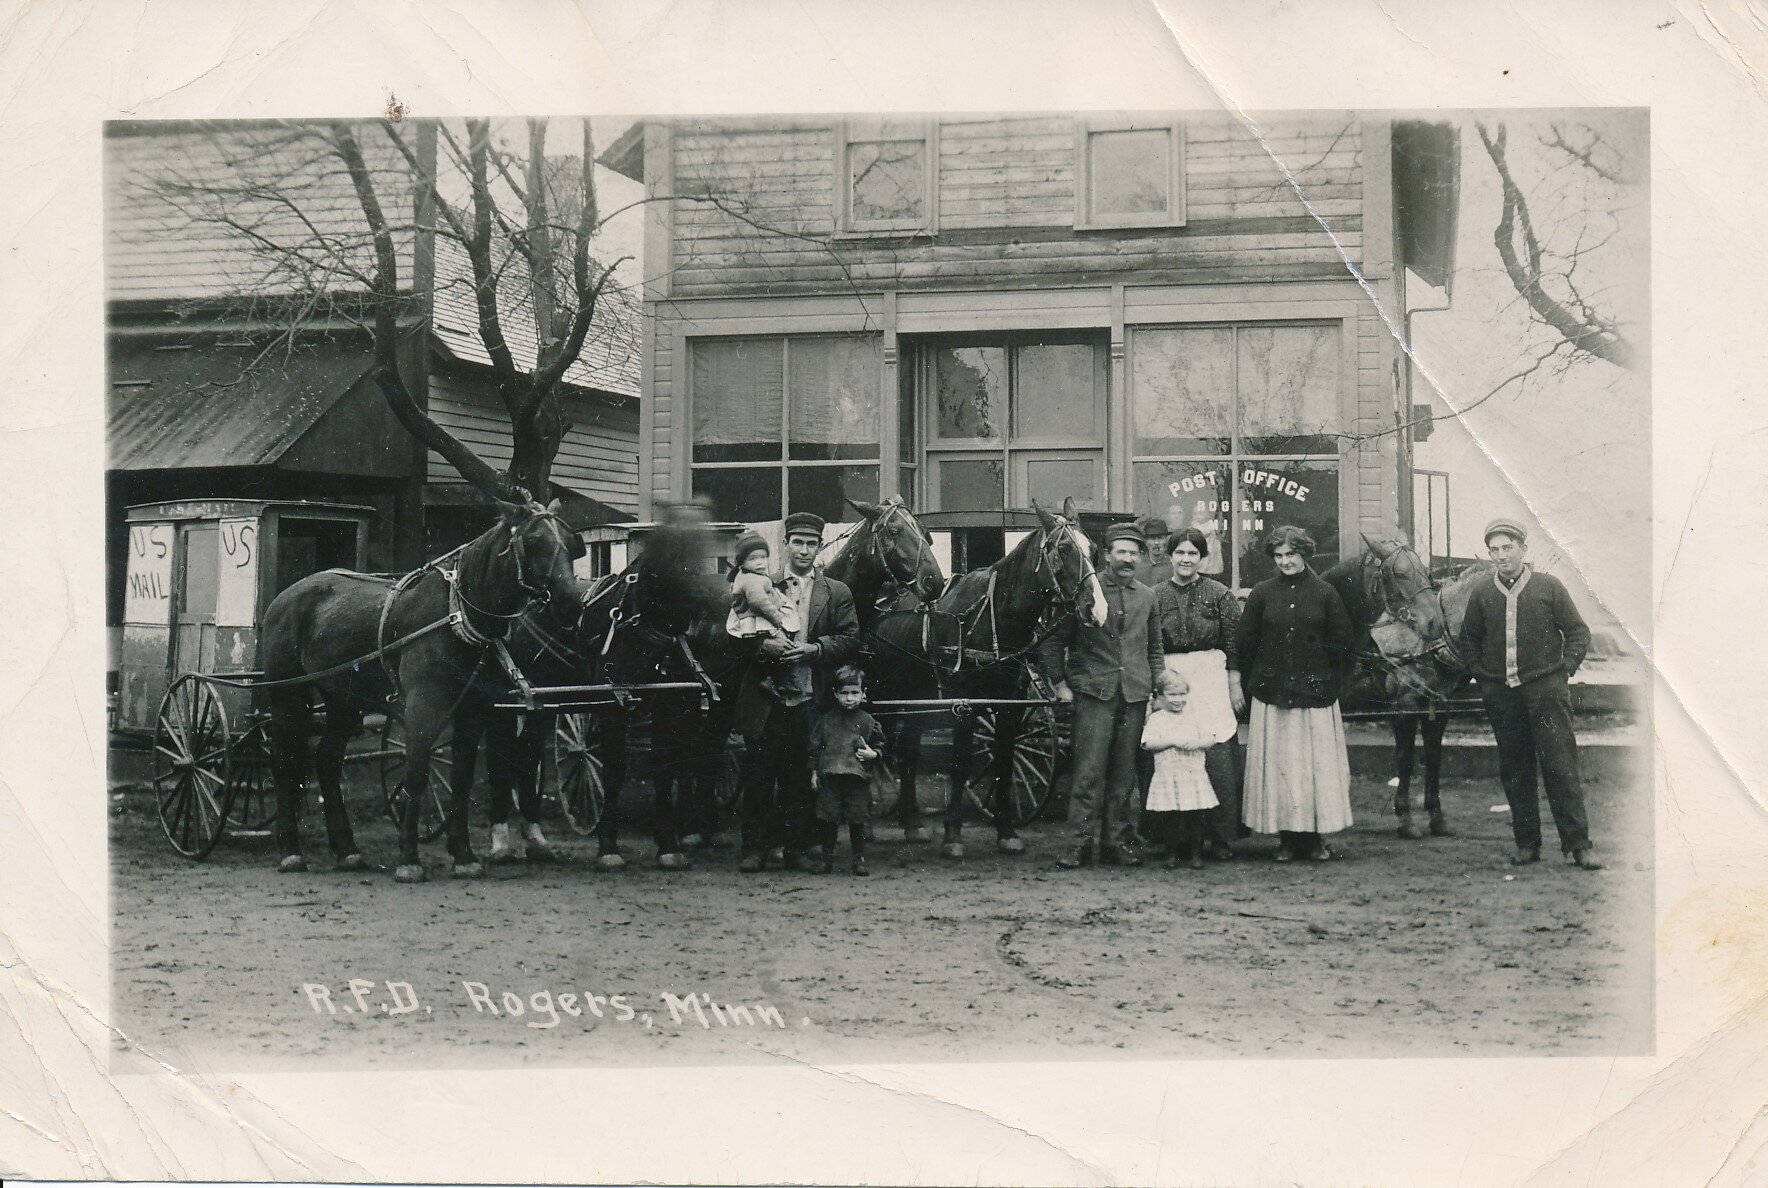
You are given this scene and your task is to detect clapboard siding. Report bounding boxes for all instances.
[667,114,1363,297]
[429,371,639,513]
[107,126,418,302]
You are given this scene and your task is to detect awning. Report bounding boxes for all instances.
[109,335,373,471]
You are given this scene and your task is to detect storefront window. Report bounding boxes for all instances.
[1130,322,1343,589]
[690,334,881,524]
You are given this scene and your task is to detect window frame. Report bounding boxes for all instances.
[1073,115,1187,232]
[833,118,940,238]
[687,333,885,524]
[1128,319,1347,591]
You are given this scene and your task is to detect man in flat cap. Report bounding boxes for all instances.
[1041,521,1164,868]
[733,511,861,873]
[1458,517,1600,870]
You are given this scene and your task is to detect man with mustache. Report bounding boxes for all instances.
[1042,522,1164,869]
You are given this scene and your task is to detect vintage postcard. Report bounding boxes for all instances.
[4,2,1765,1185]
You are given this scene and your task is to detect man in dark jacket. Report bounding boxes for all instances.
[734,511,862,873]
[1042,522,1164,868]
[1458,518,1599,870]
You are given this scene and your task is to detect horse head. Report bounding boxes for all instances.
[634,502,717,635]
[1033,497,1108,628]
[1361,534,1443,640]
[499,496,587,608]
[843,495,946,605]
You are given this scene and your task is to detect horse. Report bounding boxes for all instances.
[258,496,586,882]
[820,495,947,627]
[1357,561,1488,838]
[865,497,1108,859]
[470,505,722,871]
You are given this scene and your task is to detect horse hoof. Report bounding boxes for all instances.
[526,843,558,864]
[680,833,704,849]
[1397,817,1427,840]
[656,852,690,870]
[452,861,485,879]
[278,855,307,874]
[487,846,519,866]
[1429,817,1454,838]
[394,864,427,884]
[595,853,626,872]
[941,842,966,860]
[335,853,368,872]
[903,827,930,844]
[996,837,1025,855]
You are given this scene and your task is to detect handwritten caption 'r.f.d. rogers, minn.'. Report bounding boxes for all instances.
[301,980,800,1031]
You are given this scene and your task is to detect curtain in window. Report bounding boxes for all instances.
[692,339,783,462]
[788,336,881,460]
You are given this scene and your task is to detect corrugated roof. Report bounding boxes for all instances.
[108,336,372,470]
[429,238,643,399]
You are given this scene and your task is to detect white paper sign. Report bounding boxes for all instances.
[215,517,259,627]
[123,522,173,625]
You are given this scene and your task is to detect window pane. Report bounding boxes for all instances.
[788,336,881,460]
[1023,457,1101,511]
[180,525,219,615]
[692,339,783,464]
[1133,461,1232,580]
[937,457,1005,511]
[1234,460,1340,588]
[1014,342,1099,440]
[850,139,926,224]
[934,346,1007,440]
[1132,327,1233,455]
[1238,324,1340,454]
[1090,128,1170,219]
[788,465,880,524]
[693,467,782,525]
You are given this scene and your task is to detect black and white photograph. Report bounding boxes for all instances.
[102,105,1653,1068]
[7,2,1768,1184]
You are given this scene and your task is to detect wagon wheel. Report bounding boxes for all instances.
[152,674,235,860]
[549,712,606,836]
[379,715,455,842]
[961,671,1061,826]
[225,715,277,835]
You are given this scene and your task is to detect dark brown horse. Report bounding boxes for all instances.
[820,496,947,627]
[258,370,586,883]
[865,497,1108,858]
[1359,562,1488,838]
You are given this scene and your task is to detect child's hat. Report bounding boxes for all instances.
[732,532,769,565]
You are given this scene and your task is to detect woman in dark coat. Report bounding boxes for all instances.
[1236,525,1355,862]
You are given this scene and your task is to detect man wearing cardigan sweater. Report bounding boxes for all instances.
[1458,518,1600,870]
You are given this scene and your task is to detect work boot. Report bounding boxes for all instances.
[1055,841,1094,870]
[1510,846,1541,866]
[1571,848,1604,871]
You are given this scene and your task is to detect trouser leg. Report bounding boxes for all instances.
[1102,699,1146,853]
[1068,695,1114,848]
[738,716,785,855]
[1482,681,1543,852]
[1522,674,1590,853]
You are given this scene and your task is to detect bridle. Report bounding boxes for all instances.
[824,500,942,607]
[1036,517,1106,622]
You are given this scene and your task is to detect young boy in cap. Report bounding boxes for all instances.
[1458,517,1601,870]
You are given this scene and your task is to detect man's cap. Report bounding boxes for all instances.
[782,511,826,539]
[1482,517,1528,546]
[1104,521,1147,549]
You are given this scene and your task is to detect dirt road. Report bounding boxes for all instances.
[110,765,1652,1070]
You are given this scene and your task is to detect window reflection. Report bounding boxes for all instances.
[935,346,1007,440]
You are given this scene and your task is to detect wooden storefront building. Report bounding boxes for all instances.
[605,113,1458,588]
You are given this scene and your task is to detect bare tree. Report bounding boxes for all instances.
[1476,120,1636,373]
[130,117,631,502]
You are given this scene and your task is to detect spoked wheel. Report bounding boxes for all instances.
[225,715,277,836]
[379,715,455,842]
[549,712,606,836]
[961,672,1061,826]
[152,674,235,860]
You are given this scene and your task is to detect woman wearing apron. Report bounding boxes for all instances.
[1151,527,1246,860]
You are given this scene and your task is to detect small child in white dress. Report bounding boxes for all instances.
[1141,669,1220,870]
[726,532,800,640]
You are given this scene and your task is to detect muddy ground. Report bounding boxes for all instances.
[110,759,1652,1071]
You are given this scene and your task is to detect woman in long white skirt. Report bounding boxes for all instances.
[1235,526,1356,861]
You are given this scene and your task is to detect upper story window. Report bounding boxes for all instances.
[1074,116,1186,231]
[835,118,938,236]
